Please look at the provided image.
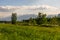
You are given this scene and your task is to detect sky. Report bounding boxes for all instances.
[0,0,60,18]
[0,0,60,8]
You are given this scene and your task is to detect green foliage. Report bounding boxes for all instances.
[0,24,60,40]
[57,18,60,25]
[11,13,17,24]
[29,17,37,25]
[29,17,33,25]
[32,19,37,25]
[37,12,47,25]
[48,16,58,25]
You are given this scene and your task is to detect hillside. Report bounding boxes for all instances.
[0,24,60,40]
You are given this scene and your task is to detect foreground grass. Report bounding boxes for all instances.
[0,24,60,40]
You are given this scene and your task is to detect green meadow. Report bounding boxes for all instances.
[0,24,60,40]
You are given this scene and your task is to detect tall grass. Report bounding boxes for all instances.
[0,24,60,40]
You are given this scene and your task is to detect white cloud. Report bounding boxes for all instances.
[14,5,60,15]
[0,5,60,18]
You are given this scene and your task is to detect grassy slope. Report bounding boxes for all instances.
[0,24,60,40]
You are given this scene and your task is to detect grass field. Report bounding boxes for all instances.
[0,24,60,40]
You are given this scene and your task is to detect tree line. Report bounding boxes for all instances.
[11,12,60,27]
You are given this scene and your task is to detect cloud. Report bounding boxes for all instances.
[0,5,60,18]
[14,5,60,15]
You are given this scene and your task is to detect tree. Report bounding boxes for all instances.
[37,12,42,25]
[49,16,58,25]
[57,18,60,25]
[29,17,37,25]
[32,19,37,25]
[11,13,17,24]
[42,14,47,24]
[29,17,33,25]
[37,12,47,25]
[38,12,42,18]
